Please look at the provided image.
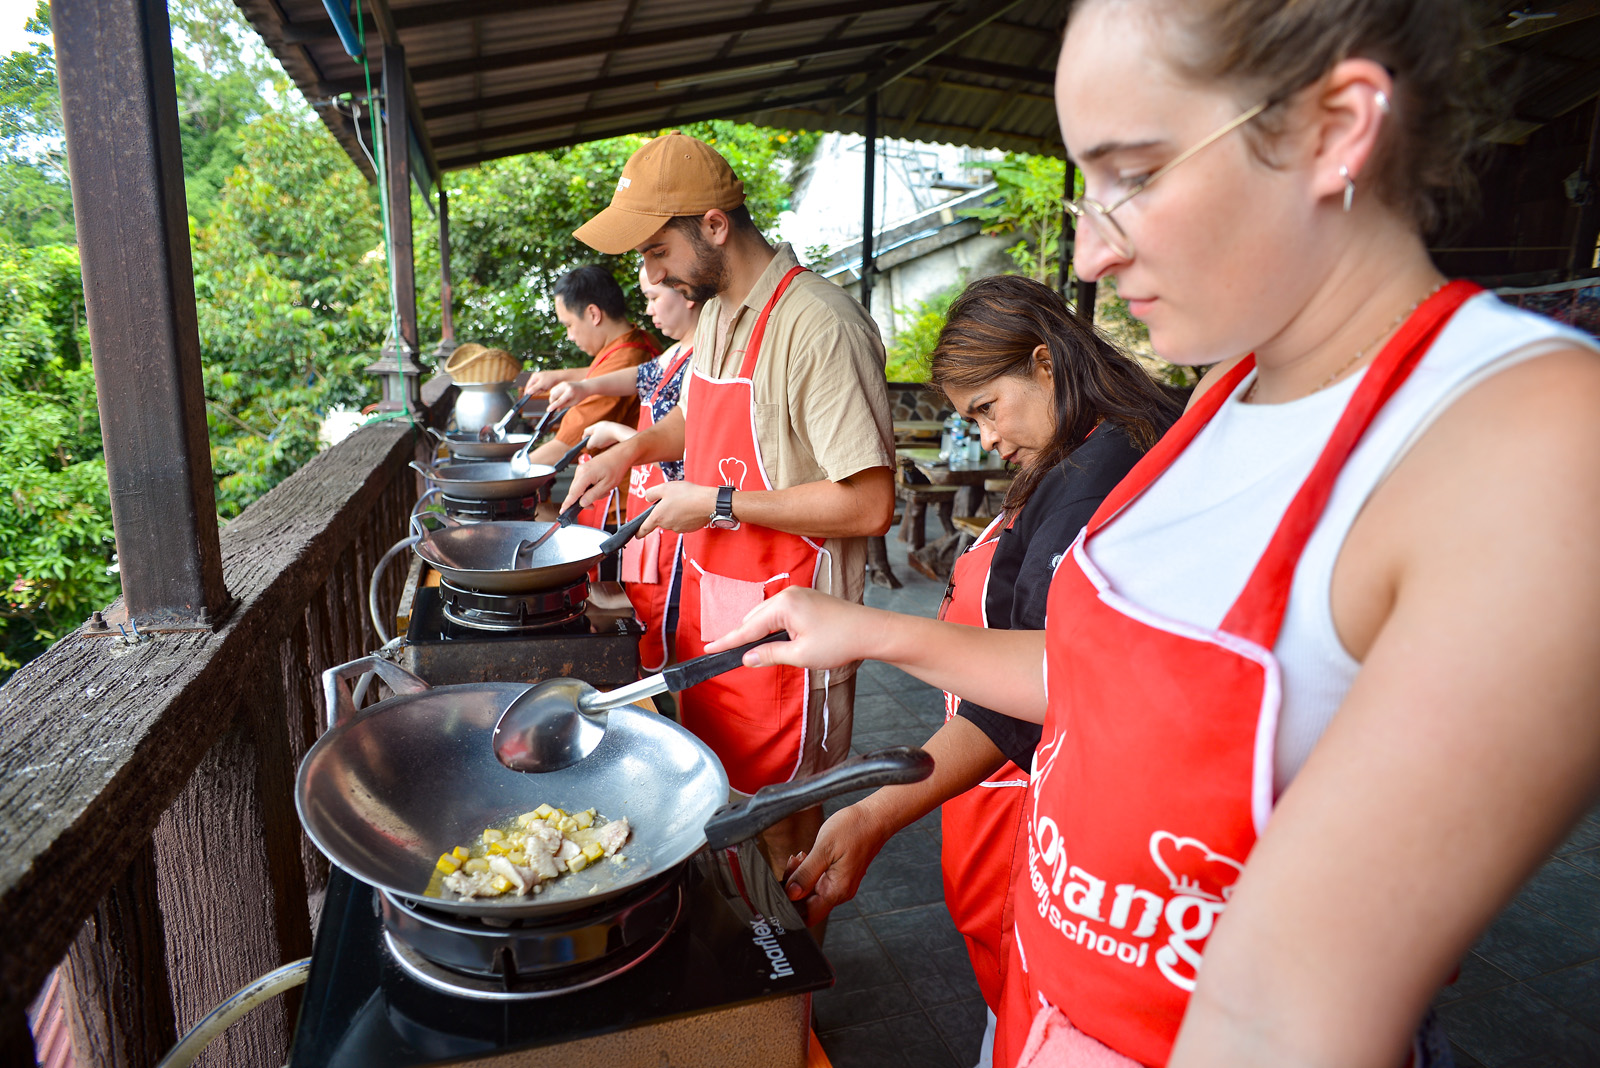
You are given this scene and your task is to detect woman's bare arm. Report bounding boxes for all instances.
[783,716,1008,923]
[1172,349,1600,1067]
[710,590,1049,722]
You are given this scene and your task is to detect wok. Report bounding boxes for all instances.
[411,435,587,501]
[413,506,653,593]
[432,430,536,461]
[297,657,932,919]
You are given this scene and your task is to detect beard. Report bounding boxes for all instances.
[662,228,727,305]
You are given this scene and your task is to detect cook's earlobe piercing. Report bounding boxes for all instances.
[1340,165,1355,213]
[1375,89,1391,114]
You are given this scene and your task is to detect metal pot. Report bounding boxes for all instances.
[452,382,515,434]
[296,657,932,920]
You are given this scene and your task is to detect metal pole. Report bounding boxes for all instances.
[436,184,456,357]
[1064,166,1097,321]
[54,0,231,631]
[861,92,878,314]
[1059,163,1075,294]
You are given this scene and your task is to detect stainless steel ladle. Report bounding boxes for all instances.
[492,631,790,772]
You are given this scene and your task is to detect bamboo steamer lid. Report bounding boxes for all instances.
[444,342,520,385]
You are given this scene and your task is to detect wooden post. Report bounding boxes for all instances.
[61,842,179,1068]
[861,92,878,315]
[384,44,418,355]
[52,0,231,630]
[436,184,456,356]
[1568,98,1600,278]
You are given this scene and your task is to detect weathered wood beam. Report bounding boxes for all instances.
[53,0,231,630]
[837,0,1032,113]
[1480,1,1600,46]
[383,44,418,356]
[431,67,869,151]
[0,422,423,1049]
[420,30,922,121]
[61,842,178,1068]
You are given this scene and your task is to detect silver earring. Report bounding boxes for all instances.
[1375,89,1391,114]
[1340,165,1355,212]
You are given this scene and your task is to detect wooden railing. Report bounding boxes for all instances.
[0,383,453,1067]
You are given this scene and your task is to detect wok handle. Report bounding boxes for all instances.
[490,391,533,436]
[550,435,590,475]
[597,503,655,556]
[409,460,438,483]
[529,405,568,440]
[703,747,934,850]
[555,501,584,527]
[661,629,789,692]
[320,656,431,734]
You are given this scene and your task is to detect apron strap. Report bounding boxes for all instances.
[652,345,694,404]
[1220,280,1481,647]
[738,266,809,380]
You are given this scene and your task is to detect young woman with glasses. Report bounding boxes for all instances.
[712,1,1600,1065]
[783,274,1182,1062]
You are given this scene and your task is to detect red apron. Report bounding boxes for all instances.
[676,266,827,795]
[939,513,1030,1012]
[998,281,1480,1067]
[621,344,695,672]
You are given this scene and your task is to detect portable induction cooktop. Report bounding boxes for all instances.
[288,841,832,1068]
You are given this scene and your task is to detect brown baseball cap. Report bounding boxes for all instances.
[573,132,746,255]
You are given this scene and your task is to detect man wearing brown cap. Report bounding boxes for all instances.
[565,132,895,879]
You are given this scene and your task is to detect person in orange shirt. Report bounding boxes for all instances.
[520,265,659,465]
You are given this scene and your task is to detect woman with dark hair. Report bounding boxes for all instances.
[713,1,1600,1065]
[784,273,1182,1061]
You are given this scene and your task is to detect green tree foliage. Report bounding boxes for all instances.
[885,282,962,383]
[0,2,71,245]
[167,0,277,223]
[191,111,387,517]
[0,239,113,671]
[965,153,1071,285]
[445,122,819,366]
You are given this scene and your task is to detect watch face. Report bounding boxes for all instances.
[709,516,738,530]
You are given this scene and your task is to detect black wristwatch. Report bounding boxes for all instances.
[708,484,738,530]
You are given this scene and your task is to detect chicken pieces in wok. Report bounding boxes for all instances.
[430,804,630,899]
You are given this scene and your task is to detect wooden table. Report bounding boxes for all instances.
[892,419,944,445]
[898,447,1012,516]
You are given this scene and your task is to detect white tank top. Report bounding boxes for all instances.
[1086,293,1597,795]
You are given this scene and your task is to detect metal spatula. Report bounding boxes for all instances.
[492,631,790,772]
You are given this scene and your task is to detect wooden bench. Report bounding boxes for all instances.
[895,458,959,550]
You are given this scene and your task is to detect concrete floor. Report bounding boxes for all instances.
[814,529,1600,1068]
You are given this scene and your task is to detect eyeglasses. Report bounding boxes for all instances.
[1063,100,1268,260]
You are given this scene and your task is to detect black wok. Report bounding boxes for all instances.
[412,505,653,592]
[296,657,932,919]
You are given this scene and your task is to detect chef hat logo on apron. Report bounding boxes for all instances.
[717,457,748,490]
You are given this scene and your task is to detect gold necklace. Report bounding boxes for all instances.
[1245,282,1446,403]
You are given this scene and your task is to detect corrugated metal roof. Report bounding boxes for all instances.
[231,0,1600,178]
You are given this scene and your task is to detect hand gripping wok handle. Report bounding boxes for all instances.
[550,435,590,475]
[597,502,656,556]
[660,629,790,691]
[702,747,935,851]
[320,657,431,734]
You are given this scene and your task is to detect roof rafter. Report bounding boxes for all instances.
[436,87,846,169]
[432,64,872,151]
[404,0,941,85]
[421,30,928,121]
